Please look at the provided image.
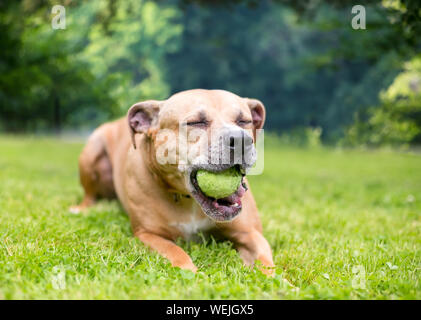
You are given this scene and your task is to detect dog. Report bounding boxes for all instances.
[70,89,274,274]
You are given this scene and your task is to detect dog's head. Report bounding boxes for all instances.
[127,89,265,222]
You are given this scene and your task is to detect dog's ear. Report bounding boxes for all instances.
[127,100,161,149]
[245,98,266,140]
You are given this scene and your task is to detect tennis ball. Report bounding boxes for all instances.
[196,167,242,199]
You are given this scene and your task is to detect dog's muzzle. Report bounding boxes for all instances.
[187,128,256,222]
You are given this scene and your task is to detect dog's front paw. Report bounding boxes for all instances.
[179,263,198,273]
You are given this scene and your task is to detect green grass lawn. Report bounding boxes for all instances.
[0,135,420,299]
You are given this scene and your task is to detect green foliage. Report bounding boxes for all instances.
[166,2,403,139]
[0,1,113,132]
[195,0,420,49]
[345,55,421,147]
[0,135,420,299]
[0,0,182,132]
[81,0,182,114]
[0,0,420,144]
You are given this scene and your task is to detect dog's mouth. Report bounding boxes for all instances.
[189,164,247,222]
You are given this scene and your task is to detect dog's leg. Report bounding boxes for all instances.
[70,131,114,214]
[232,229,275,276]
[136,231,198,273]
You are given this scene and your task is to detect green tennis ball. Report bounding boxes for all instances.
[196,167,242,199]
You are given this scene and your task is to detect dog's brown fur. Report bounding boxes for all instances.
[70,89,274,274]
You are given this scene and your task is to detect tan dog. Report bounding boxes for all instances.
[70,89,274,274]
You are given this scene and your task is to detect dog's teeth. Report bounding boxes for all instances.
[232,203,239,207]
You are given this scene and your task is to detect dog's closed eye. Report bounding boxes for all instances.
[187,120,209,127]
[186,111,210,128]
[236,119,252,127]
[235,111,252,127]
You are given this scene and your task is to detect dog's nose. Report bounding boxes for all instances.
[223,130,254,165]
[228,130,253,151]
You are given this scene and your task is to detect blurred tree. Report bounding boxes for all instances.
[81,0,182,115]
[0,0,419,144]
[345,54,421,146]
[0,0,113,132]
[0,0,182,132]
[165,1,405,140]
[178,0,420,49]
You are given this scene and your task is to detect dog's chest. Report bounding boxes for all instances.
[170,210,215,240]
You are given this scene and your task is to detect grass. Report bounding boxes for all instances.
[0,135,420,299]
